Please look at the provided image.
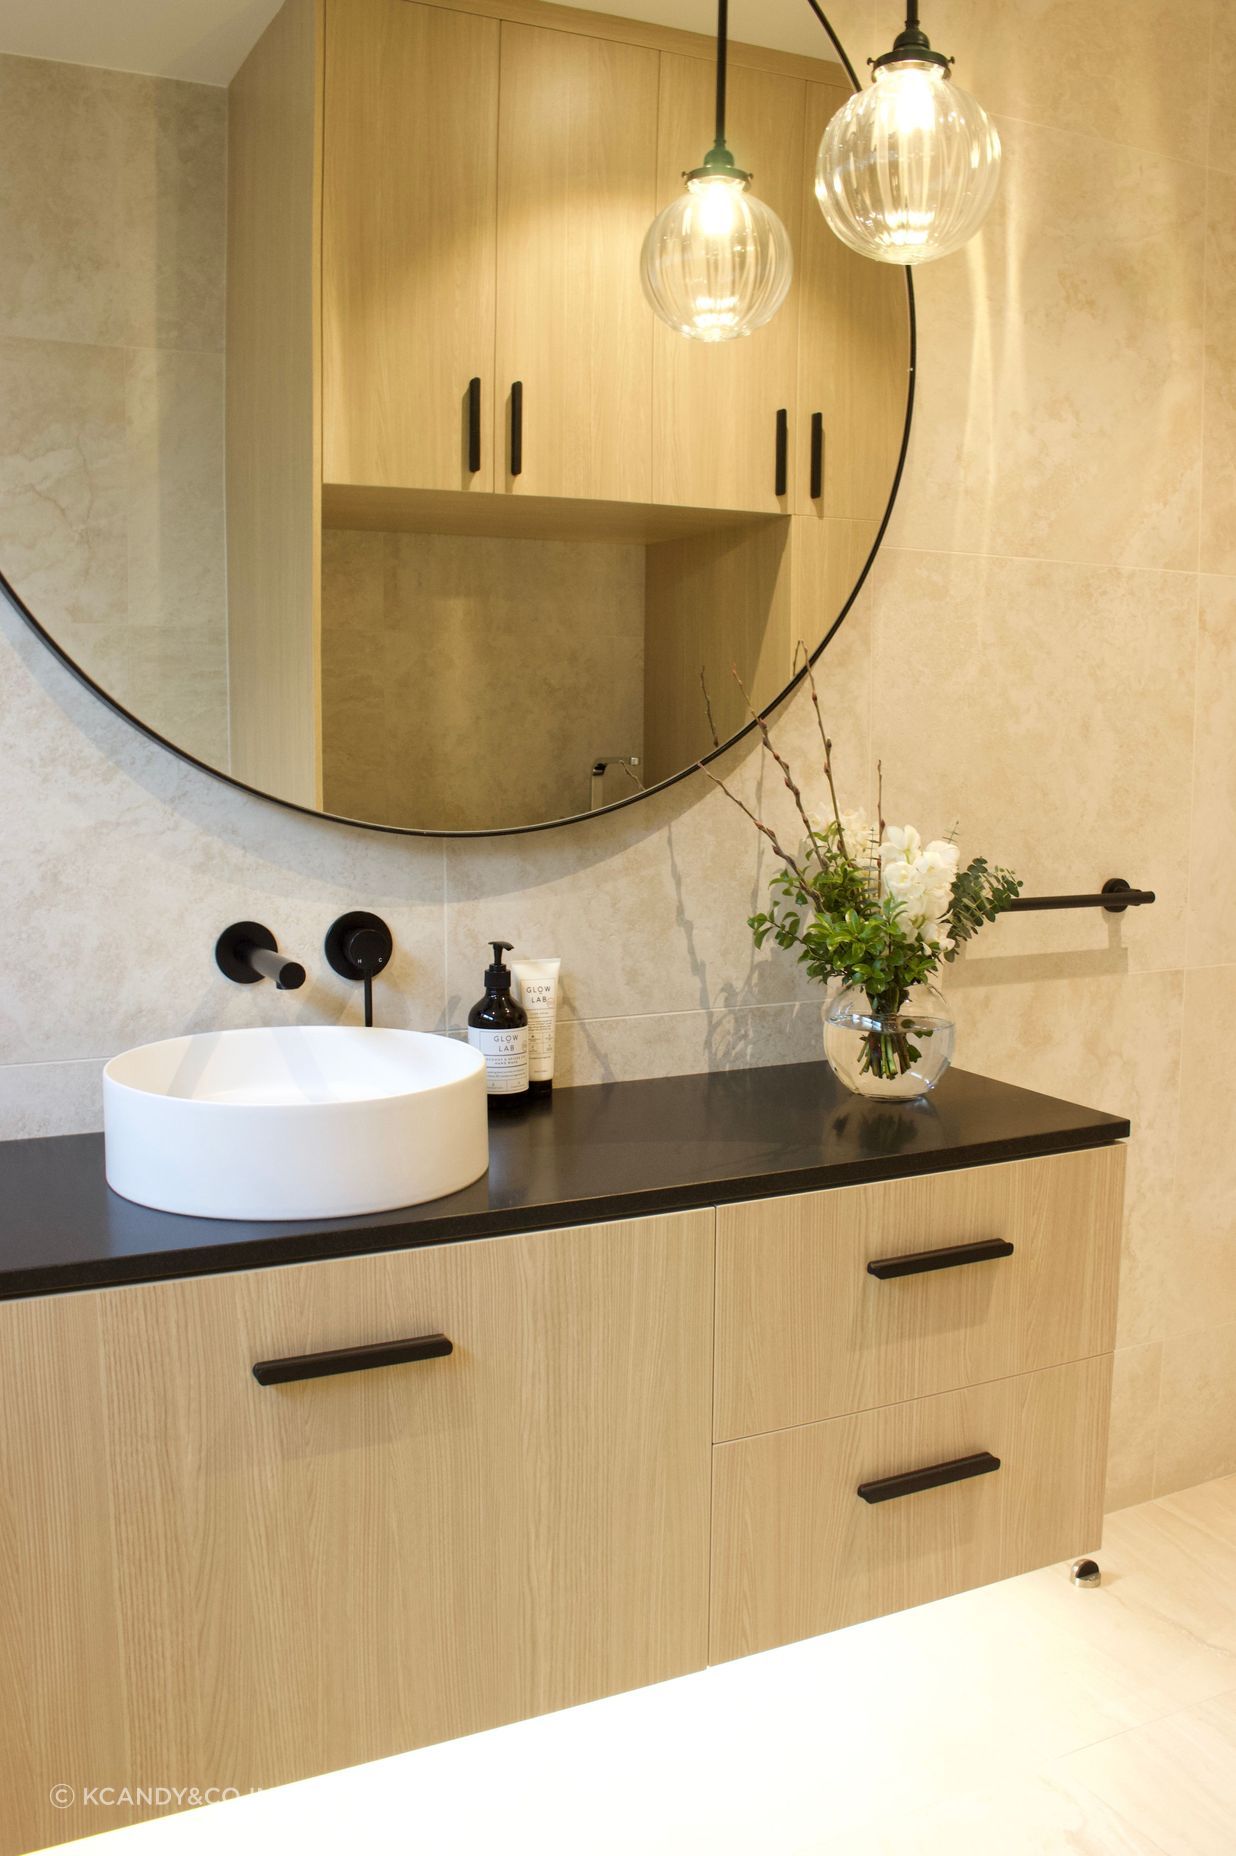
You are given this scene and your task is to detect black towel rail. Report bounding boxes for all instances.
[1006,877,1155,915]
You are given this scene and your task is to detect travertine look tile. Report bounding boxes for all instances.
[1165,970,1236,1339]
[0,54,226,352]
[0,1060,105,1139]
[1055,1686,1236,1855]
[887,116,1204,569]
[946,968,1182,1351]
[870,549,1197,974]
[917,0,1213,163]
[554,1000,824,1087]
[1155,1325,1236,1494]
[0,336,129,645]
[1186,579,1236,965]
[1202,173,1236,576]
[1106,1343,1162,1512]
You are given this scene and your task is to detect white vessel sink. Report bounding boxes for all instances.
[103,1027,489,1220]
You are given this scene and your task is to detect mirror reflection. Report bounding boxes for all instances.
[0,0,910,833]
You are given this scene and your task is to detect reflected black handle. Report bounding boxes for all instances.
[774,407,788,497]
[467,377,482,473]
[810,411,824,501]
[510,380,523,477]
[858,1451,1001,1505]
[253,1333,453,1386]
[867,1238,1014,1280]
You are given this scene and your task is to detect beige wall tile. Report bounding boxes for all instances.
[555,1000,825,1087]
[1166,969,1236,1337]
[946,969,1182,1350]
[0,54,225,353]
[1202,172,1236,576]
[1187,578,1236,965]
[918,1,1213,163]
[1105,1342,1162,1512]
[870,549,1196,974]
[888,116,1203,570]
[1155,1323,1236,1495]
[0,1060,105,1139]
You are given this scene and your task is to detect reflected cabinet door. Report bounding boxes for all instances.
[495,24,659,503]
[651,57,805,515]
[322,0,500,492]
[795,82,911,521]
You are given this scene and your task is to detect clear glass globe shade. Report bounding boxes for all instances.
[815,61,1001,266]
[640,172,793,342]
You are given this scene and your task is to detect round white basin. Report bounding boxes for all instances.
[104,1027,489,1220]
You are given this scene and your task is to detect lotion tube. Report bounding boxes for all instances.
[510,957,561,1090]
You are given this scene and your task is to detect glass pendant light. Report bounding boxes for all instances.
[814,1,1001,266]
[640,0,792,341]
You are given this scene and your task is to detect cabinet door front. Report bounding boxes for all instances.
[651,57,805,514]
[795,81,911,520]
[323,0,500,492]
[495,24,658,502]
[0,1213,713,1852]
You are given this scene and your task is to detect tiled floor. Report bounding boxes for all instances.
[47,1475,1236,1856]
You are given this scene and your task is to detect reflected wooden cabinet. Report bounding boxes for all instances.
[322,0,500,493]
[650,56,804,514]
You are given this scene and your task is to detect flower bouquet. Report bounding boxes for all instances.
[702,653,1022,1099]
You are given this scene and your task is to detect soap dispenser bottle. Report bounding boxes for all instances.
[467,941,529,1101]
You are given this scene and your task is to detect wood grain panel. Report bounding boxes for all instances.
[715,1148,1125,1442]
[795,82,911,520]
[225,0,323,808]
[0,1212,714,1853]
[651,56,805,513]
[321,480,770,543]
[495,23,658,501]
[711,1353,1113,1663]
[322,0,500,491]
[406,0,846,83]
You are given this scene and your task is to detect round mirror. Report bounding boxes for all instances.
[0,0,911,836]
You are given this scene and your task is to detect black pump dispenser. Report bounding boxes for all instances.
[484,941,515,992]
[467,940,529,1100]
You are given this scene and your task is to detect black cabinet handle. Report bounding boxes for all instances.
[810,411,824,501]
[857,1451,1001,1505]
[867,1238,1015,1280]
[510,380,523,477]
[252,1333,453,1387]
[774,407,788,497]
[467,377,482,474]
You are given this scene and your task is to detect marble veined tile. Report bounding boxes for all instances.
[1055,1686,1236,1856]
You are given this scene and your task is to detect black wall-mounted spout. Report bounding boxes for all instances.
[325,912,394,1028]
[215,921,306,991]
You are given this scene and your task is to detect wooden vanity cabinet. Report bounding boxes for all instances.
[0,1212,713,1856]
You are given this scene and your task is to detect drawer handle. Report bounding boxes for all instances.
[810,410,824,500]
[252,1334,453,1387]
[510,380,523,477]
[867,1238,1015,1280]
[467,376,482,473]
[857,1451,1001,1505]
[774,407,788,497]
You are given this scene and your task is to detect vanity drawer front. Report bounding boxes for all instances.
[710,1352,1111,1664]
[0,1211,713,1854]
[714,1146,1124,1441]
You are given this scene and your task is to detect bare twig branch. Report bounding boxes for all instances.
[695,759,810,887]
[728,661,823,869]
[699,667,721,751]
[794,640,847,857]
[877,760,885,843]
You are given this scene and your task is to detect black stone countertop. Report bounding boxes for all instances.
[0,1061,1129,1300]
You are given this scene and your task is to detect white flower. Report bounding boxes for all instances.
[838,808,878,867]
[880,824,922,867]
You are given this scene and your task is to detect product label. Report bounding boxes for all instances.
[517,979,557,1082]
[467,1025,529,1094]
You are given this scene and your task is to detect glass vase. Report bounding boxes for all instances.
[822,983,955,1101]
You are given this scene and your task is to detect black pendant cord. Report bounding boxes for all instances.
[715,0,729,146]
[801,0,863,92]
